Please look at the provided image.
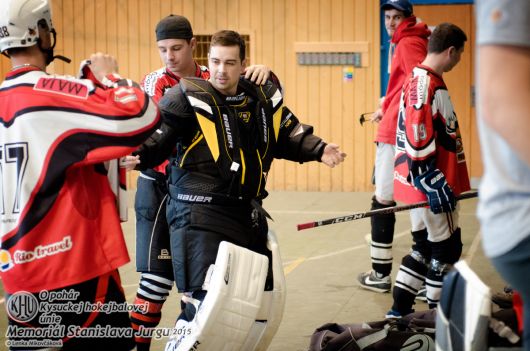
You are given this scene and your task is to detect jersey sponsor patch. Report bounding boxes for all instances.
[0,249,14,272]
[34,77,89,99]
[409,74,429,110]
[13,235,73,264]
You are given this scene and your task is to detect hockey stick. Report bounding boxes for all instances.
[297,190,478,231]
[359,112,374,126]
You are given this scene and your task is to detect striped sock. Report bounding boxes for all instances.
[130,273,173,350]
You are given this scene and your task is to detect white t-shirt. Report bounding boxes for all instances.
[476,0,530,257]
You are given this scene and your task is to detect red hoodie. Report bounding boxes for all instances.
[376,16,431,145]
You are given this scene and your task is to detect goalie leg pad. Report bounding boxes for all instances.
[241,230,287,351]
[435,261,490,351]
[165,241,269,351]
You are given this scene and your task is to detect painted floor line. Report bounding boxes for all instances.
[283,229,410,266]
[463,231,482,265]
[283,257,306,276]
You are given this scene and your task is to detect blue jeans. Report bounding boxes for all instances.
[491,234,530,350]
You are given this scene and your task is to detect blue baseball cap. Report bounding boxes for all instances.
[381,0,413,17]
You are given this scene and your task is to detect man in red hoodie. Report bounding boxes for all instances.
[357,0,431,293]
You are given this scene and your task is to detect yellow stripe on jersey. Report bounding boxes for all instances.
[256,149,263,197]
[273,105,282,141]
[179,133,204,167]
[239,148,246,185]
[196,113,220,161]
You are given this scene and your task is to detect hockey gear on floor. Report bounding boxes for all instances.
[370,196,396,276]
[310,310,436,351]
[492,291,514,309]
[358,270,391,293]
[165,241,268,351]
[297,191,477,230]
[241,231,287,351]
[436,261,491,351]
[414,169,456,214]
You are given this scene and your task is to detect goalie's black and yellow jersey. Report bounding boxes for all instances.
[136,76,325,202]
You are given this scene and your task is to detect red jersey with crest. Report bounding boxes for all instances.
[394,65,470,204]
[141,63,209,174]
[0,66,159,293]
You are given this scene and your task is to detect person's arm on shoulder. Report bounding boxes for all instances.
[479,45,530,167]
[244,65,274,85]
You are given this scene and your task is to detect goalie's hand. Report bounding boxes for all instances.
[414,168,455,214]
[321,143,346,168]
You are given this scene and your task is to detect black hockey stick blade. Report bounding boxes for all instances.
[297,190,478,231]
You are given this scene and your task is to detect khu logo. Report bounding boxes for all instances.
[6,291,39,323]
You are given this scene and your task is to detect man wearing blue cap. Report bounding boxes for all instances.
[357,0,431,294]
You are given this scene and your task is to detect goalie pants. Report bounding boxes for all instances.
[135,170,173,275]
[166,192,272,294]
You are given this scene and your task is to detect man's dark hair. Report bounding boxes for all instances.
[210,30,246,62]
[428,23,467,53]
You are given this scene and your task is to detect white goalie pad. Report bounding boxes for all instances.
[435,260,491,351]
[165,241,269,351]
[241,230,287,351]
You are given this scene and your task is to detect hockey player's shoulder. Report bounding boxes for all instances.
[34,74,93,99]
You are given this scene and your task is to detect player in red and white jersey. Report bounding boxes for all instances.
[388,23,470,318]
[0,0,159,349]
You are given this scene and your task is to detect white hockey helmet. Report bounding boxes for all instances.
[0,0,53,53]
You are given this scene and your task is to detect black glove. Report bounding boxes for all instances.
[414,168,456,214]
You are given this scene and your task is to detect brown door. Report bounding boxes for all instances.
[414,4,482,182]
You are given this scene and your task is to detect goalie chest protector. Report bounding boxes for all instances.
[179,77,284,200]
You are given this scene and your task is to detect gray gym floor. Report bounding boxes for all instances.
[0,191,506,350]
